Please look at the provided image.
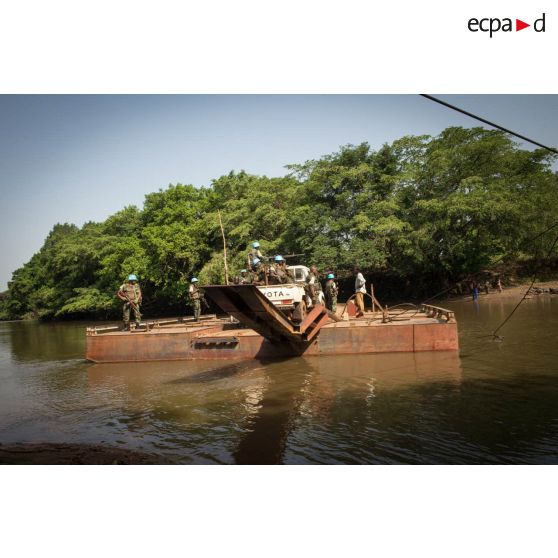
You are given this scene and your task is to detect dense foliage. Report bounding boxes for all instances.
[2,126,557,320]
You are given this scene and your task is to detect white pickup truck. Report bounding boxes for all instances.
[256,265,324,321]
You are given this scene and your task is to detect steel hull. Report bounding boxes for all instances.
[86,319,459,363]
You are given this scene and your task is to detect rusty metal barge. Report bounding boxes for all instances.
[85,285,459,363]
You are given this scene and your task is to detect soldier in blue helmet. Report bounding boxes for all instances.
[248,241,265,268]
[324,273,338,313]
[234,268,252,285]
[266,255,282,285]
[250,258,267,285]
[117,274,142,330]
[273,255,294,284]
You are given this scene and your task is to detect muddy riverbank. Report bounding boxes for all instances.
[0,443,173,464]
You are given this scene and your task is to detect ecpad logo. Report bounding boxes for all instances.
[468,13,546,37]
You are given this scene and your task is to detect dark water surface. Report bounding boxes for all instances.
[1,296,558,463]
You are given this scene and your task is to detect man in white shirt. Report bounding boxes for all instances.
[354,267,366,318]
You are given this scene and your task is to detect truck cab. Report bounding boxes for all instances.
[288,264,310,283]
[256,265,324,321]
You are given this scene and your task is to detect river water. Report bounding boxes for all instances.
[1,295,557,464]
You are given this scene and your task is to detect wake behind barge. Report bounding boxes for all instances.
[85,285,459,363]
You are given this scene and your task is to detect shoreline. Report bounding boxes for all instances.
[3,279,557,325]
[438,280,558,303]
[0,442,175,465]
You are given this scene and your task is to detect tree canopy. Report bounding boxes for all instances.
[2,126,557,320]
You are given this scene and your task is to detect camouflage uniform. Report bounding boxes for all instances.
[305,270,322,305]
[252,269,267,285]
[276,263,294,284]
[118,282,142,327]
[248,248,264,267]
[234,271,252,285]
[324,279,338,313]
[189,283,201,321]
[267,264,282,285]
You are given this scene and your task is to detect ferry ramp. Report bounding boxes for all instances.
[202,285,331,344]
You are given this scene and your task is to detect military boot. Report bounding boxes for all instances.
[121,322,130,332]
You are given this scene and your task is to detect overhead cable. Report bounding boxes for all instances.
[420,94,558,155]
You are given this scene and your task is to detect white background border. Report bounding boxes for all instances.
[1,1,556,556]
[2,465,557,557]
[0,1,556,93]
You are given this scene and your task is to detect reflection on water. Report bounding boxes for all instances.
[8,320,86,362]
[1,294,558,463]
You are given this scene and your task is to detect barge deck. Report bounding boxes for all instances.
[86,298,459,363]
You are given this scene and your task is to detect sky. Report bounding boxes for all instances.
[1,94,557,290]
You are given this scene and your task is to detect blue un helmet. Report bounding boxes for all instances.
[252,241,260,248]
[274,255,284,262]
[191,277,199,283]
[128,274,138,281]
[327,273,335,279]
[252,257,261,266]
[240,269,247,273]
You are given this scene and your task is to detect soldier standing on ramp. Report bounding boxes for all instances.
[189,277,202,321]
[117,274,142,331]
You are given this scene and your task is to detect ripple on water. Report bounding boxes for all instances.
[2,303,558,464]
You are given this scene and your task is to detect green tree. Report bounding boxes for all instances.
[2,126,557,321]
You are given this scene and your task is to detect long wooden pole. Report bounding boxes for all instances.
[217,210,229,285]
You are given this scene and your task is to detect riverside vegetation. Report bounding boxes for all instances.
[2,126,557,321]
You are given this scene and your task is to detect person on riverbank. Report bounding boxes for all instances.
[325,273,338,313]
[484,280,490,295]
[189,277,202,321]
[496,277,503,293]
[117,274,142,331]
[354,267,366,317]
[471,281,479,301]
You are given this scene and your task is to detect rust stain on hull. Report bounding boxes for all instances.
[86,316,459,363]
